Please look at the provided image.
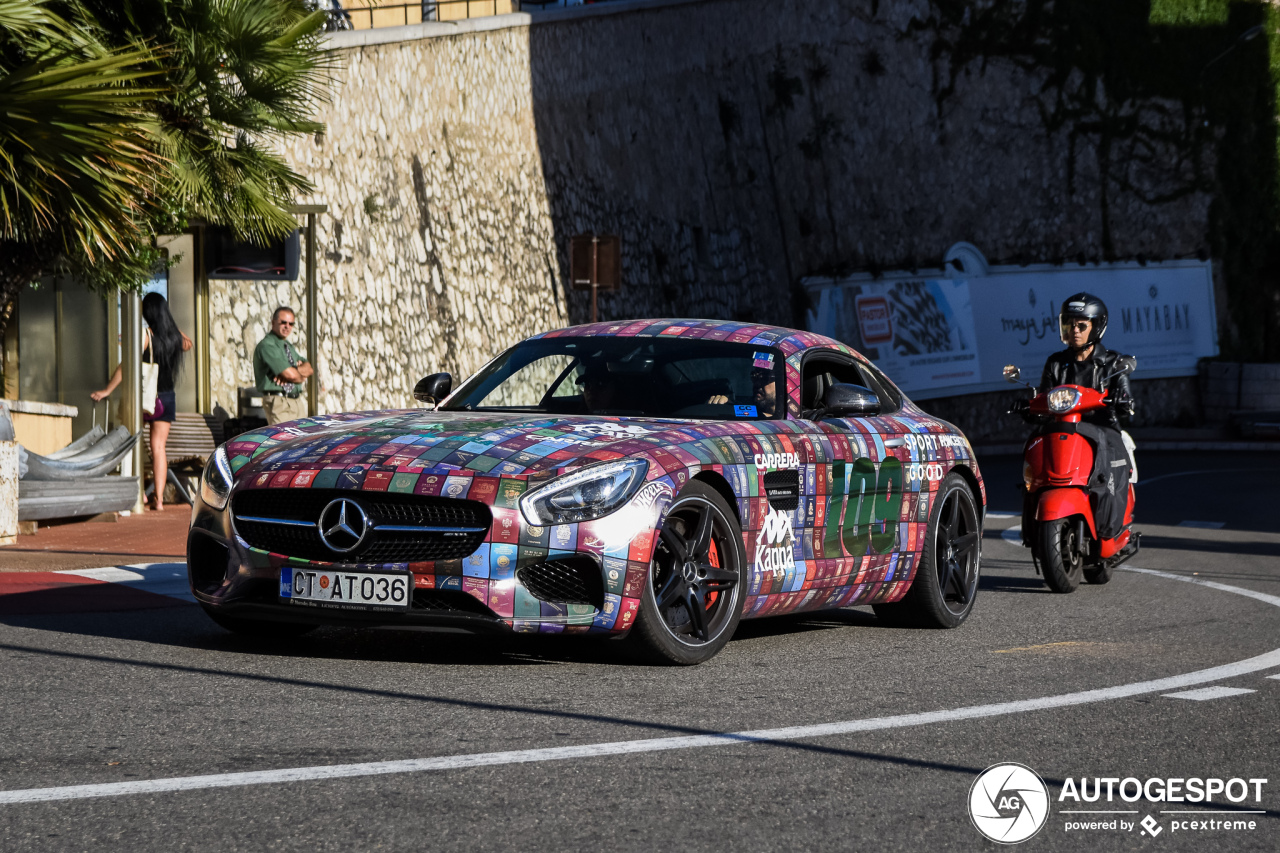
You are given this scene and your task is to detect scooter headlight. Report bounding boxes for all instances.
[1046,387,1081,414]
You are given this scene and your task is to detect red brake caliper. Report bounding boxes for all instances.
[706,537,720,608]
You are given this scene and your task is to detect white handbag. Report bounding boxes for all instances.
[141,330,159,417]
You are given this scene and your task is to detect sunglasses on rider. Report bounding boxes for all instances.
[1063,320,1091,332]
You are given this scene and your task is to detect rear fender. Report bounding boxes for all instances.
[1036,488,1097,540]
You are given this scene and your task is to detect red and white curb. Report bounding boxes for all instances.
[0,564,194,614]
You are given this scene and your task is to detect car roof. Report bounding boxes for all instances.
[529,318,862,361]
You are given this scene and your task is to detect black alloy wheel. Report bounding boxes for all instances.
[874,472,981,628]
[628,481,745,665]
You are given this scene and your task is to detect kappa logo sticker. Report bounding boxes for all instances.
[754,506,795,578]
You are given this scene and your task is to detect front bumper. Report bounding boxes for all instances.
[187,491,646,635]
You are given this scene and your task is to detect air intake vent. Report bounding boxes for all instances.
[517,557,604,609]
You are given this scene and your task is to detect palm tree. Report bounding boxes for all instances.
[0,0,162,333]
[0,0,334,339]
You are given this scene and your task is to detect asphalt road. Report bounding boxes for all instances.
[1,451,1278,852]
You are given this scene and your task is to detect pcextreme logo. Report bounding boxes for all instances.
[969,764,1269,843]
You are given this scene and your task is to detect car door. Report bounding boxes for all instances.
[796,351,907,605]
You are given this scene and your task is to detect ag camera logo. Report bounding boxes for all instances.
[969,763,1050,844]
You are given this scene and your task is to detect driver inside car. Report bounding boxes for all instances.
[751,365,778,417]
[705,366,778,416]
[578,365,617,414]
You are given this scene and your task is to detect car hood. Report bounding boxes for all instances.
[225,408,731,488]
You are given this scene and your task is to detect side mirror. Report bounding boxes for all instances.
[1002,364,1021,383]
[413,372,452,405]
[823,383,880,418]
[1115,355,1137,377]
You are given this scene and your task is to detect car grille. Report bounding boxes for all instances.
[516,557,604,609]
[232,489,491,563]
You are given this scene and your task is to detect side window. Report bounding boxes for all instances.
[854,362,903,414]
[800,353,902,415]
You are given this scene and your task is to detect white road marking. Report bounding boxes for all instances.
[1267,674,1280,681]
[1001,527,1022,545]
[986,511,1018,519]
[1,565,1278,806]
[58,568,144,583]
[1162,686,1256,701]
[1178,520,1225,529]
[56,563,196,604]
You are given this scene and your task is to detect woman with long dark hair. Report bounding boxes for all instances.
[92,292,192,511]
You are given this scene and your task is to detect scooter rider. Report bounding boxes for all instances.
[1035,292,1138,485]
[1039,292,1134,429]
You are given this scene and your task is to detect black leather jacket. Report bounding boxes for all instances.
[1039,342,1133,428]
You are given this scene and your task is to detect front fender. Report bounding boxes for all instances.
[1036,488,1096,540]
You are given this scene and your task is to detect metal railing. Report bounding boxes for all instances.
[317,1,616,31]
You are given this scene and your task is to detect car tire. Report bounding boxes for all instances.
[873,473,981,628]
[1039,518,1084,593]
[627,481,746,665]
[201,606,317,638]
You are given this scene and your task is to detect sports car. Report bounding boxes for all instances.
[189,319,986,664]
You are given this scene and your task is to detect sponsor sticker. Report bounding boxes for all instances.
[754,452,800,472]
[754,506,795,579]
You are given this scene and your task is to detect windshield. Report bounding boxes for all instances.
[443,337,787,420]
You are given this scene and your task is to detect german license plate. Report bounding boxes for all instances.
[279,567,411,611]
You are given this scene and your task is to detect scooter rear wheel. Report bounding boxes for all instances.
[1039,518,1084,593]
[1084,563,1113,585]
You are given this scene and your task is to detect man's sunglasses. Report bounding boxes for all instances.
[1063,321,1091,332]
[276,320,295,327]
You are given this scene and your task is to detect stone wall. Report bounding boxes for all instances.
[207,0,1217,418]
[211,24,569,413]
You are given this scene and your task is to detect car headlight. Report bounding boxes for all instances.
[200,446,234,511]
[519,459,649,526]
[1046,387,1081,414]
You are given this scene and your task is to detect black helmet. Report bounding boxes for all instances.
[1059,292,1108,346]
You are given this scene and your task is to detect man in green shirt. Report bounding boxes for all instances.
[253,306,314,424]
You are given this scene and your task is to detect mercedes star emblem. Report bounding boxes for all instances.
[318,498,369,553]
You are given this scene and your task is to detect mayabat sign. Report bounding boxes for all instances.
[803,244,1217,399]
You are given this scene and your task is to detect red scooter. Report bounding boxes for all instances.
[1003,359,1139,592]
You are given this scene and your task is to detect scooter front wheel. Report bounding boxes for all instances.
[1039,518,1084,593]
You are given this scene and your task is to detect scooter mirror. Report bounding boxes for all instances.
[1115,355,1137,377]
[1002,364,1022,383]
